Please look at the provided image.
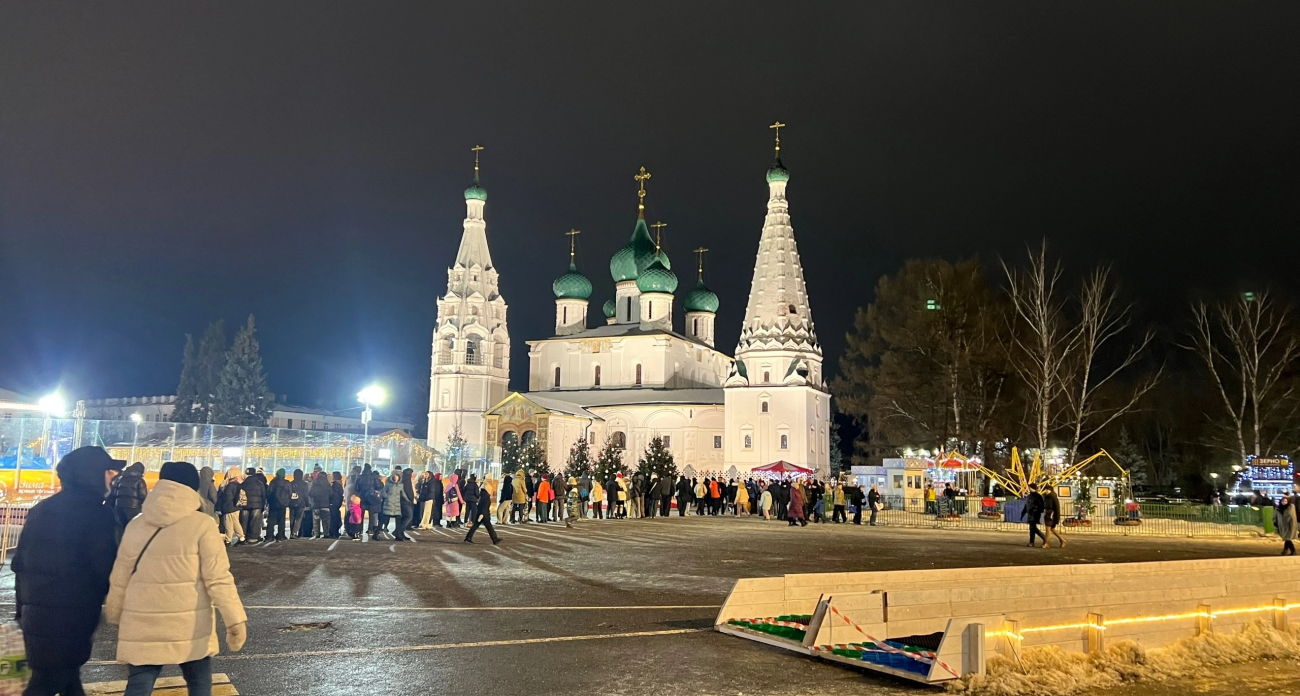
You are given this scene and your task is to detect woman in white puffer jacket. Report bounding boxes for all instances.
[106,462,248,696]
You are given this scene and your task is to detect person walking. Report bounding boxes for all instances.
[497,474,514,524]
[398,468,417,541]
[787,482,807,527]
[1022,484,1047,548]
[1042,487,1066,548]
[463,481,501,545]
[266,468,292,542]
[461,475,480,527]
[443,473,463,529]
[357,463,385,540]
[217,468,245,545]
[328,472,344,538]
[1275,495,1297,556]
[309,468,332,539]
[13,446,122,696]
[867,485,881,526]
[239,467,267,543]
[107,462,149,539]
[760,482,773,520]
[734,479,750,516]
[106,462,247,696]
[197,467,218,522]
[848,483,864,525]
[831,483,847,523]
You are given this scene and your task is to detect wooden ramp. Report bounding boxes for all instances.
[85,673,237,695]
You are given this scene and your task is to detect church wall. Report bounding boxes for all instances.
[581,404,725,475]
[527,334,730,394]
[723,384,829,477]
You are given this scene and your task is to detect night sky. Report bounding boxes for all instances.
[2,2,1298,421]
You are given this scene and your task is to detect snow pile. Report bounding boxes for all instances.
[949,620,1300,696]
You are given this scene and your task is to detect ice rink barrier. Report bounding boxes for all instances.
[715,556,1300,684]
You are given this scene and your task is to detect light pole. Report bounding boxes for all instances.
[130,413,143,463]
[357,385,386,469]
[34,393,65,499]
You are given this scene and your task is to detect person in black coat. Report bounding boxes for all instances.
[430,473,445,528]
[1022,484,1047,548]
[105,461,148,536]
[309,469,332,538]
[463,483,501,545]
[239,467,267,542]
[289,468,310,538]
[675,476,692,516]
[328,471,345,538]
[461,475,480,525]
[13,446,121,696]
[266,468,293,541]
[356,463,385,538]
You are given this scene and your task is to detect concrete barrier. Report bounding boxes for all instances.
[715,556,1300,684]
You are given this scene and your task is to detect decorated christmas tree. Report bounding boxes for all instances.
[592,435,628,482]
[500,439,523,474]
[637,436,677,479]
[564,437,593,479]
[520,439,549,475]
[444,426,470,474]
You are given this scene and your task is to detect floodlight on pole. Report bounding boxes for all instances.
[357,385,386,467]
[38,393,66,417]
[129,413,142,462]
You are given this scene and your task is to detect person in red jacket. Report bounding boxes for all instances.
[536,475,553,523]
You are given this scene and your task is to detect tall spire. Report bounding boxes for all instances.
[456,144,492,270]
[634,166,651,220]
[738,124,819,361]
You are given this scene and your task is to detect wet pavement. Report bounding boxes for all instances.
[0,516,1284,695]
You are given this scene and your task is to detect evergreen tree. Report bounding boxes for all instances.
[564,437,593,479]
[637,436,677,479]
[194,319,227,423]
[520,439,549,475]
[211,315,272,426]
[170,334,201,423]
[445,426,469,472]
[1112,427,1150,492]
[500,439,523,473]
[829,420,845,474]
[592,435,628,482]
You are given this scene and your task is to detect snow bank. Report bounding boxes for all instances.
[949,620,1300,696]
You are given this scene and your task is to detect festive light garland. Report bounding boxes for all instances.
[988,601,1300,641]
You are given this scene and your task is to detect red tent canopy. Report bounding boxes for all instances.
[752,460,814,475]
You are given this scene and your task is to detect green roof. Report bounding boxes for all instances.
[636,256,678,294]
[464,181,487,201]
[552,263,592,300]
[683,278,719,313]
[610,218,667,282]
[602,299,616,318]
[766,157,790,184]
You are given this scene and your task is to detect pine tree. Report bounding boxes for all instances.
[500,439,524,474]
[564,437,593,479]
[592,435,628,482]
[520,439,549,475]
[829,420,845,474]
[637,436,677,479]
[1112,427,1150,492]
[211,315,272,426]
[194,319,227,423]
[170,334,201,423]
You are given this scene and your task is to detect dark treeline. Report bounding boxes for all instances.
[833,243,1300,500]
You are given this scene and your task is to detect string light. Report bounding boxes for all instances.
[989,602,1300,641]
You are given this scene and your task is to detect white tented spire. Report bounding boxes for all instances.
[735,160,821,366]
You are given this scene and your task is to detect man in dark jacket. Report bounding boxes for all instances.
[309,468,332,538]
[463,481,501,545]
[1023,483,1047,548]
[13,446,121,696]
[430,473,444,528]
[240,467,268,542]
[106,461,148,537]
[356,463,385,539]
[461,475,480,525]
[266,468,293,541]
[657,475,674,517]
[675,476,692,516]
[865,485,879,526]
[288,468,310,538]
[329,471,345,538]
[848,483,865,525]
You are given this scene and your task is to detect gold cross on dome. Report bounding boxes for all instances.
[769,121,785,156]
[634,166,651,219]
[650,221,667,252]
[471,145,484,181]
[565,229,581,264]
[693,246,709,279]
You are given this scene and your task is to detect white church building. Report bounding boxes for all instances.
[428,135,830,478]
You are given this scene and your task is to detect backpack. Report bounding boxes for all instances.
[447,487,459,503]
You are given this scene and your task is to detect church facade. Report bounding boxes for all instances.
[428,138,830,478]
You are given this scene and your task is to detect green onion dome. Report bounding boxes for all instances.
[602,299,616,318]
[610,218,663,282]
[683,278,720,313]
[552,263,592,300]
[464,182,488,201]
[636,256,678,294]
[766,157,790,184]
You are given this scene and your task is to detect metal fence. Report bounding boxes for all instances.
[870,496,1267,538]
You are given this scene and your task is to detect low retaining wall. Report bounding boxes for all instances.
[716,556,1300,682]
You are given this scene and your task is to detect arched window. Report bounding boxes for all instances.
[562,306,568,324]
[501,431,518,447]
[763,371,771,382]
[465,339,478,365]
[593,365,601,387]
[521,430,537,445]
[761,401,769,413]
[554,366,561,389]
[626,297,633,321]
[634,364,642,386]
[789,304,797,314]
[692,318,698,335]
[780,434,788,449]
[743,435,753,449]
[611,431,627,450]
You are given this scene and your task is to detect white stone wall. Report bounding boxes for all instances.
[527,334,730,392]
[724,382,830,476]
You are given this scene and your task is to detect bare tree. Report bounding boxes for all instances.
[1002,243,1159,463]
[1186,292,1300,463]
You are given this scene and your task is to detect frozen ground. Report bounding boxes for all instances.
[0,515,1284,696]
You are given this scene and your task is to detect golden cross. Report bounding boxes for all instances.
[634,166,651,219]
[471,145,484,181]
[565,229,581,264]
[694,246,709,279]
[650,221,667,253]
[769,121,785,156]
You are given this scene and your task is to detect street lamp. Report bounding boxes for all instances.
[130,413,143,463]
[357,385,386,468]
[38,393,66,417]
